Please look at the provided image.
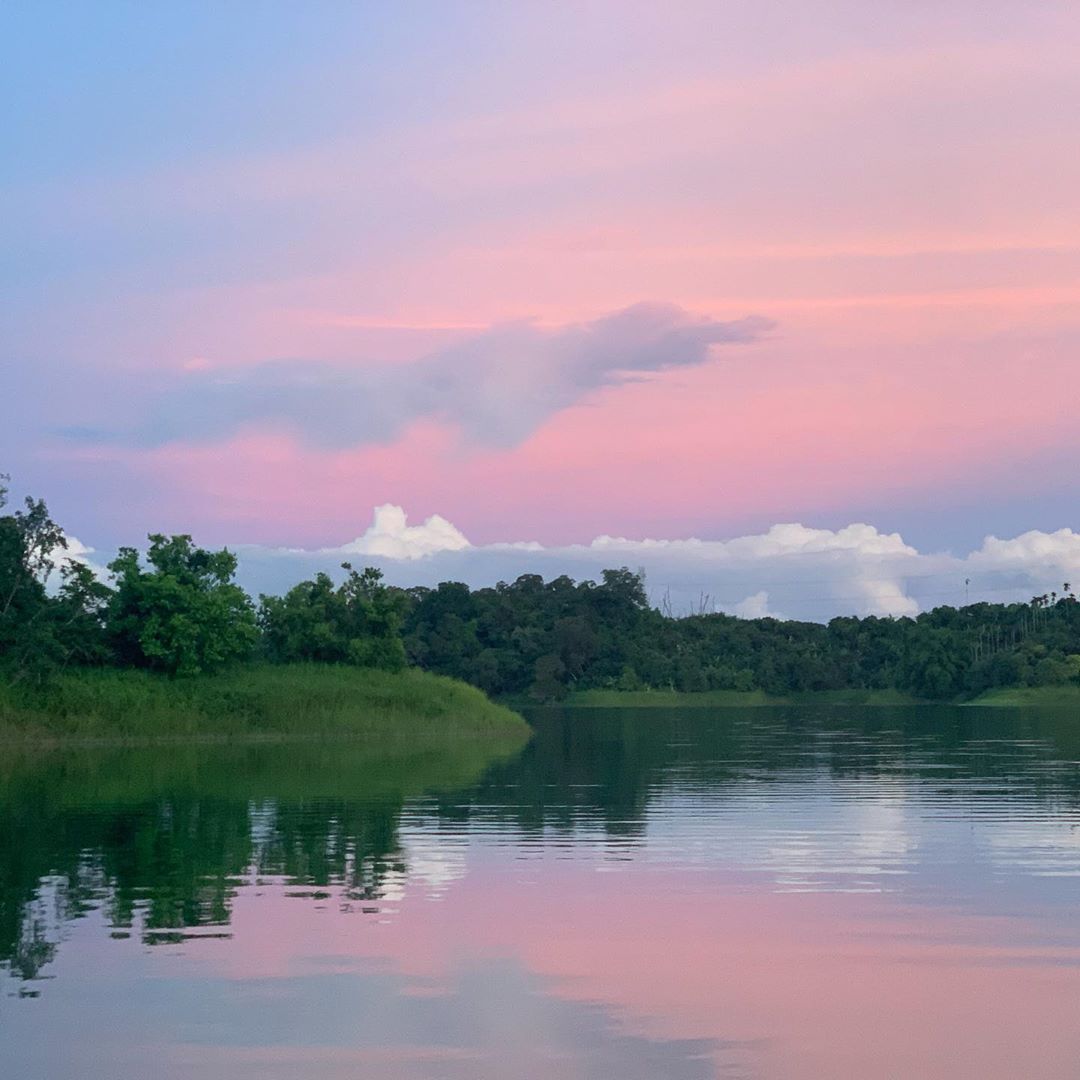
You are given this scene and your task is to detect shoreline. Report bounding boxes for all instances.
[0,664,530,745]
[960,686,1080,707]
[534,686,1080,709]
[546,688,925,708]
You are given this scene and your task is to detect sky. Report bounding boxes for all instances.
[3,2,1080,617]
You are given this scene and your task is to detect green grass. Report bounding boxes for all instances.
[964,685,1080,707]
[563,687,923,708]
[0,664,529,745]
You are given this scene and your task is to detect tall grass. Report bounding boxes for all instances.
[0,664,529,744]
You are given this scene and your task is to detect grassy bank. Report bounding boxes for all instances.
[0,664,529,744]
[562,687,924,708]
[964,685,1080,707]
[566,686,1080,709]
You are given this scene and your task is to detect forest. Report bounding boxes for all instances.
[3,477,1080,703]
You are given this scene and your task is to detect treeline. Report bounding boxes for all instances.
[3,478,1080,700]
[0,479,408,682]
[399,574,1080,700]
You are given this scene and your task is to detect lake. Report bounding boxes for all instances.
[3,705,1080,1078]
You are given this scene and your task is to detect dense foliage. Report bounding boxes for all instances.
[399,573,1080,700]
[2,477,1079,700]
[107,534,258,675]
[259,564,407,670]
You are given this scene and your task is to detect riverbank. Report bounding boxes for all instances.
[559,688,924,708]
[0,664,529,744]
[554,686,1080,708]
[963,686,1080,707]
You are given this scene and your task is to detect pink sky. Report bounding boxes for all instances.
[5,3,1079,550]
[19,861,1080,1079]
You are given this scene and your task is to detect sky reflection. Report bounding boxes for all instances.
[3,706,1080,1078]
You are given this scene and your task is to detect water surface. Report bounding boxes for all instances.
[3,705,1080,1078]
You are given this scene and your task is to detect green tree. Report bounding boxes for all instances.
[259,564,407,670]
[0,477,101,682]
[339,564,408,670]
[259,572,347,664]
[107,534,257,675]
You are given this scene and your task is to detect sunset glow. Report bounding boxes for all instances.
[4,2,1078,566]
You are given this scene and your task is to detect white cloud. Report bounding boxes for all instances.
[733,590,774,619]
[331,504,470,560]
[592,522,916,560]
[970,528,1080,574]
[59,534,109,581]
[572,522,921,618]
[845,569,921,618]
[63,535,95,560]
[183,511,1080,622]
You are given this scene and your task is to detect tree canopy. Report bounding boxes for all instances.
[107,534,258,675]
[259,563,407,670]
[3,475,1080,700]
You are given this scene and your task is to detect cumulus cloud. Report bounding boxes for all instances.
[733,591,778,620]
[91,302,770,450]
[59,535,109,581]
[970,528,1080,573]
[331,503,470,560]
[222,508,1080,622]
[583,522,920,618]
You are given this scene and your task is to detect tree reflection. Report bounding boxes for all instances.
[4,704,1080,987]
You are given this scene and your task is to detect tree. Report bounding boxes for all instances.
[401,581,481,678]
[0,476,64,629]
[107,535,257,675]
[0,477,87,682]
[338,564,407,670]
[259,573,347,664]
[259,564,407,670]
[49,561,113,667]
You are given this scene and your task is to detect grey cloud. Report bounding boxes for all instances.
[122,302,771,449]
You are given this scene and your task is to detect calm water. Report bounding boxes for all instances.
[3,705,1080,1079]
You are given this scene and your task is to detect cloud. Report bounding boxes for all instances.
[330,503,470,560]
[584,522,921,618]
[58,534,109,581]
[81,302,770,450]
[218,507,1080,622]
[51,506,1071,623]
[733,590,777,620]
[970,528,1080,574]
[588,522,916,559]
